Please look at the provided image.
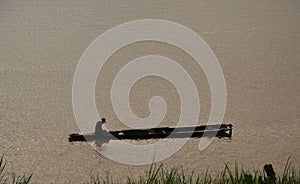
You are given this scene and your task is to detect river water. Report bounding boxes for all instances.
[0,1,299,183]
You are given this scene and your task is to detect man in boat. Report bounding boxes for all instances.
[95,118,108,147]
[95,118,106,136]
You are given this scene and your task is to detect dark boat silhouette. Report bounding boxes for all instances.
[68,124,233,142]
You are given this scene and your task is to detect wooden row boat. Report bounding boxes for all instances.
[68,124,233,142]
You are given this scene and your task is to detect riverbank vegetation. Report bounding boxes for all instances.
[0,156,31,184]
[90,158,299,184]
[1,156,299,184]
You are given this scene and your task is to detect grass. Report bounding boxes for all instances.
[90,158,300,184]
[0,156,32,184]
[1,155,299,184]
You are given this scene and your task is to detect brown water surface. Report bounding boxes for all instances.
[0,1,299,183]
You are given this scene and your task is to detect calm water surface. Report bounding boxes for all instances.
[0,1,299,183]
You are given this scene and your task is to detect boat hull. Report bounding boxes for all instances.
[68,124,233,142]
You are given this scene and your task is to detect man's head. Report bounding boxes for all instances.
[101,118,106,123]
